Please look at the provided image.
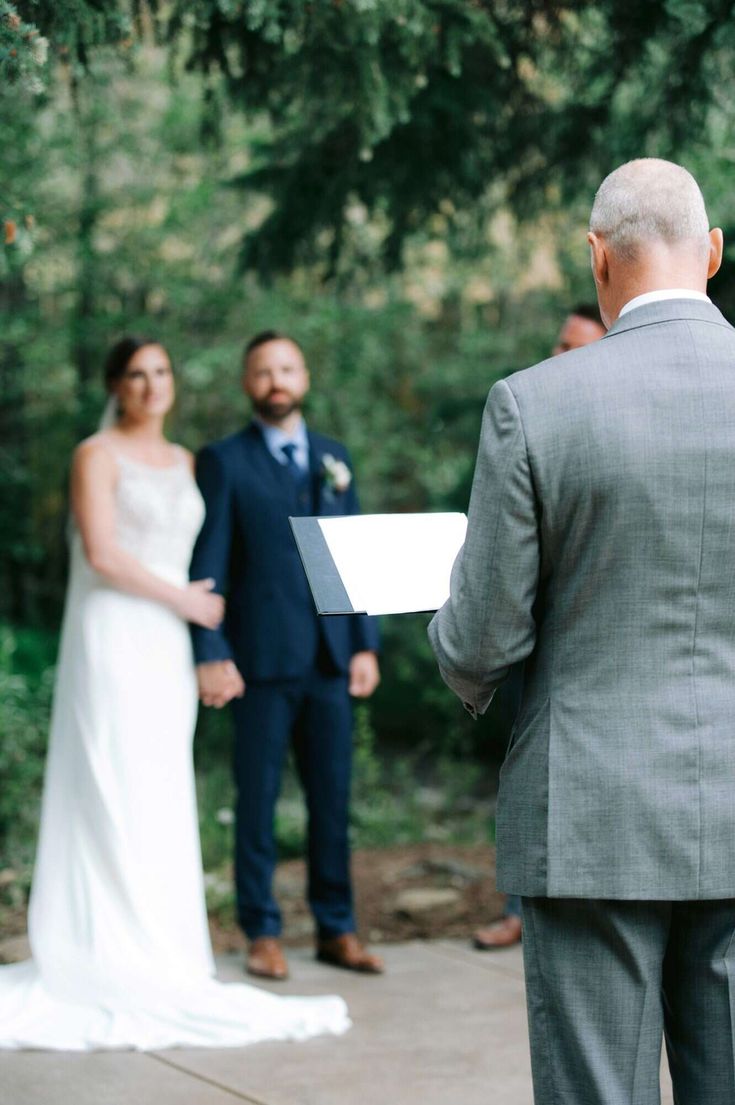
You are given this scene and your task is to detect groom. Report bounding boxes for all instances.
[191,330,383,980]
[430,159,735,1104]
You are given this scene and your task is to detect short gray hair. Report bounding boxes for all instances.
[589,159,710,261]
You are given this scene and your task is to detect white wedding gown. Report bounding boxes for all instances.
[0,446,349,1050]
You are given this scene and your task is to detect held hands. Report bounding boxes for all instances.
[197,660,245,709]
[348,651,380,699]
[176,579,225,629]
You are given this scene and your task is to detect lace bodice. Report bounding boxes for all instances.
[113,451,205,582]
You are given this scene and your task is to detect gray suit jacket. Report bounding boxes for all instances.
[429,299,735,899]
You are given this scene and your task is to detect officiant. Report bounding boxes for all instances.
[430,159,735,1105]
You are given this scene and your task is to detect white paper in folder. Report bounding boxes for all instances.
[317,512,467,616]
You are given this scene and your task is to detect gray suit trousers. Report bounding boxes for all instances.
[520,897,735,1105]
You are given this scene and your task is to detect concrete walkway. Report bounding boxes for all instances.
[1,940,674,1104]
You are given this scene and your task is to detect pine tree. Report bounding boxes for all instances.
[162,0,735,275]
[7,1,735,276]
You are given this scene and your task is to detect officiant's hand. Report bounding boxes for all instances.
[349,651,380,698]
[197,660,245,708]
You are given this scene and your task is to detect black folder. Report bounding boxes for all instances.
[289,516,359,615]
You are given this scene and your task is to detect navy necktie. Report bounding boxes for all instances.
[281,442,302,479]
[281,443,312,513]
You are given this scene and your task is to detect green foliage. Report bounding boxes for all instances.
[0,624,55,881]
[9,0,735,268]
[350,703,494,849]
[0,2,48,93]
[14,0,137,70]
[11,2,735,276]
[195,761,236,873]
[160,0,735,275]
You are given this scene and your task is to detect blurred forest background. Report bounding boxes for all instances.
[4,1,735,920]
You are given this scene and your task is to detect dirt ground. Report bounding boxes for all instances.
[209,842,505,954]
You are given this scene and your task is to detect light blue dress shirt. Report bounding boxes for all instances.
[256,417,310,473]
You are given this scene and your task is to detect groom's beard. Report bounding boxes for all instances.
[252,394,302,423]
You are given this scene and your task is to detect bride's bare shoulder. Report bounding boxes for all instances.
[72,433,118,473]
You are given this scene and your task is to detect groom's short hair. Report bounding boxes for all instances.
[243,330,304,366]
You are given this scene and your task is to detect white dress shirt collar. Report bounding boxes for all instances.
[618,289,711,318]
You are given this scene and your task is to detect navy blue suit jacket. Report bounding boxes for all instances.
[190,422,380,681]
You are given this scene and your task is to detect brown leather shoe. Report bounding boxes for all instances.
[473,914,523,950]
[247,937,289,980]
[316,933,384,974]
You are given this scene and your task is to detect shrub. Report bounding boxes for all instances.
[0,624,55,906]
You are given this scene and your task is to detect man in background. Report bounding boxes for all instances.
[474,302,605,952]
[552,303,607,354]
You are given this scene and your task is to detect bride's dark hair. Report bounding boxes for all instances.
[104,336,168,390]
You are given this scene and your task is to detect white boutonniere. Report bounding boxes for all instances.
[321,453,352,493]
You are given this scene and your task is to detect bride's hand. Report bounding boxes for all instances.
[176,579,225,628]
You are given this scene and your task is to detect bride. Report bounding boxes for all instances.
[0,336,349,1050]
